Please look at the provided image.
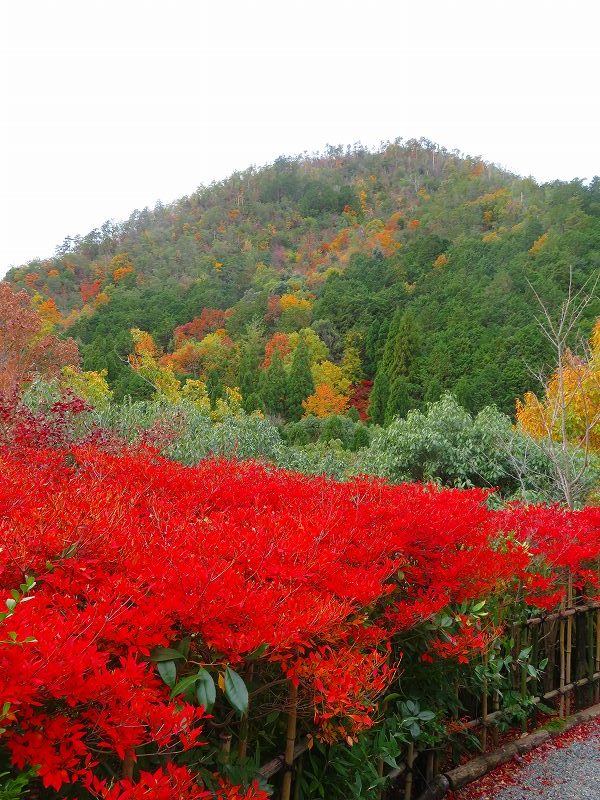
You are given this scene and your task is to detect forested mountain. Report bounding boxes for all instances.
[6,138,600,418]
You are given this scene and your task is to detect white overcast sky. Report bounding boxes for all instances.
[1,1,598,276]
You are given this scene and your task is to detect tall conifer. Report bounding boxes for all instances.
[287,335,314,420]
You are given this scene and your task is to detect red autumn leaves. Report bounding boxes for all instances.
[0,430,599,795]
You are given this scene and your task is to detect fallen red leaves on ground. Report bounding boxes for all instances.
[449,719,600,799]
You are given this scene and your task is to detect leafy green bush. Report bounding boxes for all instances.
[358,393,597,503]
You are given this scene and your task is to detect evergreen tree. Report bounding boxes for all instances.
[385,311,419,376]
[364,320,380,377]
[365,318,390,378]
[385,375,412,424]
[369,310,422,424]
[286,335,314,421]
[368,369,389,425]
[351,424,370,451]
[322,414,345,443]
[238,325,263,403]
[260,350,287,416]
[206,369,225,409]
[243,392,264,413]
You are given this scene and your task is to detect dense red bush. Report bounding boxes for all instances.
[0,435,599,795]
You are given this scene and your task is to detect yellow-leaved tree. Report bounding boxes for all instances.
[129,328,181,402]
[517,318,600,454]
[311,360,351,397]
[515,272,599,507]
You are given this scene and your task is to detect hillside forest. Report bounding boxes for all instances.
[5,138,599,419]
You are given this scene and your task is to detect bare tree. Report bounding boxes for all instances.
[520,268,599,508]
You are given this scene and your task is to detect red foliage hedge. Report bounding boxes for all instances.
[0,437,599,797]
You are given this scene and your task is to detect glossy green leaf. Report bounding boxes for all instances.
[157,660,177,687]
[195,668,216,711]
[224,666,248,716]
[171,672,202,698]
[150,646,186,662]
[176,637,191,659]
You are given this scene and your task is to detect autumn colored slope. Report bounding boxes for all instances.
[5,139,599,418]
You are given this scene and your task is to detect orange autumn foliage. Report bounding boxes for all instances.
[303,384,349,417]
[279,293,312,312]
[113,265,134,283]
[110,254,135,283]
[36,297,62,327]
[262,333,291,368]
[80,280,102,303]
[174,309,227,347]
[130,329,159,361]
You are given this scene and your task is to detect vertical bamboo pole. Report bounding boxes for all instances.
[425,750,435,783]
[559,614,566,718]
[491,604,505,748]
[238,664,254,760]
[543,619,557,695]
[281,682,298,800]
[595,608,600,704]
[480,652,488,752]
[588,606,595,706]
[220,733,232,764]
[238,713,249,760]
[491,684,500,747]
[404,742,415,800]
[565,572,573,716]
[512,625,521,692]
[433,748,441,778]
[531,625,540,729]
[520,626,528,733]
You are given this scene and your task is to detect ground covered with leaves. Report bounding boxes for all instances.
[450,719,600,799]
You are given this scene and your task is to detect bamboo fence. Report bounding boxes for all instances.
[258,592,600,800]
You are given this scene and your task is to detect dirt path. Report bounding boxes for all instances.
[449,720,600,800]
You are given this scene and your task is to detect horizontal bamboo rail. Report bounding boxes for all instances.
[525,601,600,626]
[461,671,600,730]
[260,739,310,780]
